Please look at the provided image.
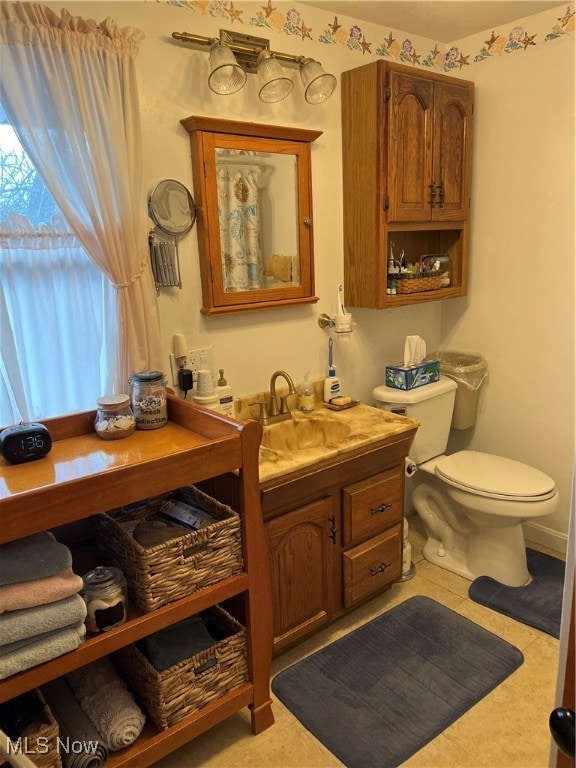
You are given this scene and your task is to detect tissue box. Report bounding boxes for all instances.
[385,360,440,390]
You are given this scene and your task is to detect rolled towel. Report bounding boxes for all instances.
[0,532,72,586]
[0,568,84,614]
[0,623,85,680]
[67,658,145,752]
[0,594,87,646]
[42,678,108,768]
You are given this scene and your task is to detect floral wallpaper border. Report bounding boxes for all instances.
[164,1,574,73]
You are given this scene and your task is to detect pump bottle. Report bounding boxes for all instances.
[323,366,341,403]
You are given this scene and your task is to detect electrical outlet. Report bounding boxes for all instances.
[185,347,213,379]
[168,347,213,391]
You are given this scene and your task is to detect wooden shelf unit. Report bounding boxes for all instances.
[0,394,274,766]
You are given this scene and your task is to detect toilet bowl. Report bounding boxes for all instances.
[372,377,559,587]
[413,452,558,586]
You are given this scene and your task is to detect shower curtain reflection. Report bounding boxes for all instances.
[217,165,263,291]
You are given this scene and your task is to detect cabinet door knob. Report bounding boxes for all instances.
[370,502,392,515]
[428,181,437,206]
[370,561,391,576]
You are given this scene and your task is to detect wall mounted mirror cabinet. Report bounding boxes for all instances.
[182,116,321,315]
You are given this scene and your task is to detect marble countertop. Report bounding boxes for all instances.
[256,402,419,484]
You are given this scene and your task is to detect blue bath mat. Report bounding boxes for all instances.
[272,596,523,768]
[469,548,565,638]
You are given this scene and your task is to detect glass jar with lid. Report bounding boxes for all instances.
[129,370,168,430]
[94,394,135,440]
[81,565,128,633]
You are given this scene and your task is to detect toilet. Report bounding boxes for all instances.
[373,376,559,587]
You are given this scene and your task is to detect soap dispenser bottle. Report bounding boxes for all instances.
[323,366,341,404]
[216,369,234,417]
[298,373,315,413]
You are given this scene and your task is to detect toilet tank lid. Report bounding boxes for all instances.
[373,376,457,404]
[435,451,556,498]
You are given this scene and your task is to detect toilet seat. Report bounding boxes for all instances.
[434,451,557,501]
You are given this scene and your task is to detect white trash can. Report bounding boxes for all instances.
[429,351,488,429]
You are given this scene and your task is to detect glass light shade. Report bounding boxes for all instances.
[257,52,293,103]
[300,58,337,104]
[208,42,247,95]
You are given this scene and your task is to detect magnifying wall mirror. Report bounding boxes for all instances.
[148,179,196,290]
[182,116,321,315]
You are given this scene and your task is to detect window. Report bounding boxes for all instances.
[0,104,116,423]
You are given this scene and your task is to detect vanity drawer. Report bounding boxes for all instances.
[342,468,402,545]
[342,525,401,607]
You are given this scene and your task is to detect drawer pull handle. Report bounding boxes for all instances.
[370,503,392,515]
[370,561,391,576]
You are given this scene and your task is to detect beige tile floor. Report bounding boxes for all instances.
[155,517,563,768]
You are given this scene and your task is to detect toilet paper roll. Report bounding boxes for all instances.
[405,457,418,477]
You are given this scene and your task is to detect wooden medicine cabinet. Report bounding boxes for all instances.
[182,116,321,315]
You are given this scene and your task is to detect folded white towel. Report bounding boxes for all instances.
[0,593,87,646]
[0,532,72,586]
[67,658,145,751]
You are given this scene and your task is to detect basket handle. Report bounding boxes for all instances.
[181,543,206,561]
[193,657,217,676]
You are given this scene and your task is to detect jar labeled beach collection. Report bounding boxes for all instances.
[129,370,168,430]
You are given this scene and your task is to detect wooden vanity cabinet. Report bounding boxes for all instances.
[342,60,474,309]
[0,396,274,767]
[260,431,415,654]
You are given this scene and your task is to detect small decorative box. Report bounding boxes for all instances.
[385,360,440,390]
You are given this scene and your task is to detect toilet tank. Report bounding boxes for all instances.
[372,376,457,464]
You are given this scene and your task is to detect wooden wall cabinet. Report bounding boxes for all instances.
[0,397,274,767]
[260,430,416,655]
[342,61,474,309]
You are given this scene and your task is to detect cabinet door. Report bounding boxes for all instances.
[266,498,334,653]
[386,70,434,223]
[432,81,474,221]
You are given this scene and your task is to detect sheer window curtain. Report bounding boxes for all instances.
[0,2,162,418]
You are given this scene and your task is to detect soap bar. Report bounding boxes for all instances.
[330,396,351,406]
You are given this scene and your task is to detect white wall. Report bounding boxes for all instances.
[442,27,575,551]
[50,1,574,552]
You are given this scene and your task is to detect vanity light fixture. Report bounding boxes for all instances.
[172,29,337,104]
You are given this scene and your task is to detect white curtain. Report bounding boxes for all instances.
[0,214,116,421]
[217,166,263,291]
[0,2,162,402]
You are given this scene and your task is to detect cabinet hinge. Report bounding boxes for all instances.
[384,86,391,102]
[383,195,390,210]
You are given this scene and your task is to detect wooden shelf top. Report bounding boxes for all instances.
[0,396,260,543]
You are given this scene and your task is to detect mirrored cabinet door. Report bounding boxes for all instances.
[182,116,321,315]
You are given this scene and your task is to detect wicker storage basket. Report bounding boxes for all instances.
[26,691,62,768]
[115,605,248,730]
[92,485,242,612]
[395,272,442,294]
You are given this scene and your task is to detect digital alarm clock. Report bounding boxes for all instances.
[0,422,52,464]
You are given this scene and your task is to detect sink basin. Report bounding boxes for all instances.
[261,414,351,452]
